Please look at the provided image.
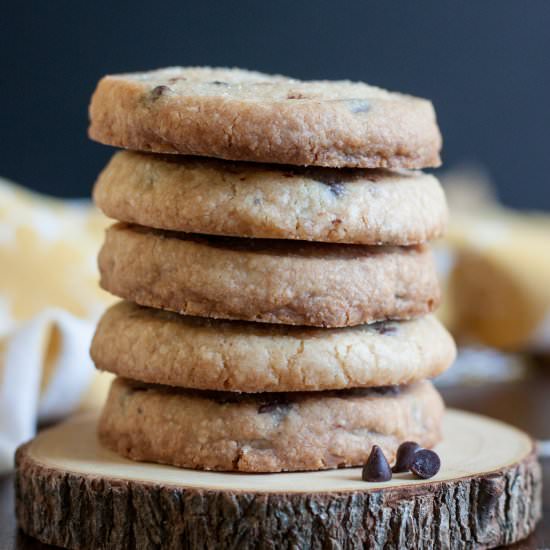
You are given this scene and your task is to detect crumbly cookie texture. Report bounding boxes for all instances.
[98,378,444,472]
[92,302,456,392]
[98,224,440,327]
[94,151,448,245]
[89,67,442,169]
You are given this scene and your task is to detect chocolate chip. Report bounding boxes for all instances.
[392,441,420,473]
[373,322,397,335]
[331,218,342,225]
[168,76,187,84]
[150,85,171,100]
[281,167,355,196]
[287,92,307,99]
[210,80,229,86]
[258,399,292,425]
[348,99,370,113]
[362,445,392,482]
[410,449,441,479]
[312,174,346,197]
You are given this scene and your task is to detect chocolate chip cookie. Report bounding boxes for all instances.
[91,302,456,392]
[98,377,444,472]
[94,151,448,245]
[89,67,441,169]
[98,224,440,327]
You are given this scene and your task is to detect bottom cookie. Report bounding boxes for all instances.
[98,378,444,472]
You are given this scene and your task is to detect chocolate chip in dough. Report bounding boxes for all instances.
[310,172,347,197]
[287,91,308,99]
[258,396,292,415]
[373,322,397,336]
[150,85,171,100]
[362,445,392,482]
[392,441,420,473]
[410,449,441,479]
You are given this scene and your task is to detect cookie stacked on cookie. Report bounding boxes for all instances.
[89,67,456,472]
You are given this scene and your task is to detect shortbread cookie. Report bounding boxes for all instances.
[94,151,448,245]
[92,302,456,392]
[89,67,441,169]
[98,224,440,327]
[98,378,443,472]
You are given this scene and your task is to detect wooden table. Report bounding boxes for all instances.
[1,365,549,549]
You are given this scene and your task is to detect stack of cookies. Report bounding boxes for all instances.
[88,67,456,473]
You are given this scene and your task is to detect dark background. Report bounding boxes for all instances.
[1,1,549,209]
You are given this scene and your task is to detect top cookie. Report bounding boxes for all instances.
[89,67,442,169]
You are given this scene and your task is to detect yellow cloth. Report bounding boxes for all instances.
[0,178,114,473]
[438,168,550,352]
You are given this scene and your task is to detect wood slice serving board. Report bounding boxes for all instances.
[15,409,541,549]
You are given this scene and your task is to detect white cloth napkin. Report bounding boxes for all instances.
[0,310,96,473]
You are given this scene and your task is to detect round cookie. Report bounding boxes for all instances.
[94,151,448,245]
[89,66,441,169]
[98,224,441,327]
[98,378,444,473]
[91,302,456,392]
